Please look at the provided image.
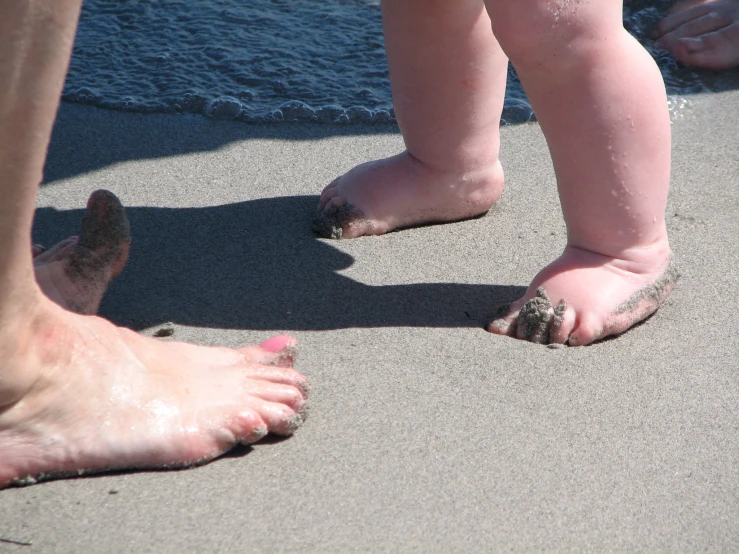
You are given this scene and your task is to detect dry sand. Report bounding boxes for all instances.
[0,88,737,551]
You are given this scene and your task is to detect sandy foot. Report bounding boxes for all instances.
[655,0,739,70]
[33,236,78,265]
[487,244,678,346]
[313,151,504,239]
[34,190,130,314]
[0,298,309,488]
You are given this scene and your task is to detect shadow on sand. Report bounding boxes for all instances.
[33,196,525,332]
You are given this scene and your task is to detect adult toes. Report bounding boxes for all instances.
[231,408,270,445]
[240,335,298,367]
[250,398,305,436]
[246,381,307,413]
[33,236,78,265]
[243,367,310,398]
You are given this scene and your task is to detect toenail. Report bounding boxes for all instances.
[260,335,297,353]
[266,345,298,367]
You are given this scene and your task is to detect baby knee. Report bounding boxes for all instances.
[487,0,610,68]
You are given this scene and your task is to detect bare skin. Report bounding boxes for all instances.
[314,0,507,239]
[315,0,676,345]
[34,189,130,315]
[0,304,308,487]
[487,244,677,345]
[0,0,308,487]
[655,0,739,70]
[33,236,77,264]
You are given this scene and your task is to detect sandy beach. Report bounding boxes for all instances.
[0,87,737,551]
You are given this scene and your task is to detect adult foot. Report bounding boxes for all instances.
[34,190,130,314]
[33,235,78,264]
[655,0,739,70]
[0,296,309,488]
[313,151,504,239]
[487,242,678,346]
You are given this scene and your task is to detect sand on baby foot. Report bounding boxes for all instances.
[516,287,568,344]
[489,258,678,346]
[312,204,369,239]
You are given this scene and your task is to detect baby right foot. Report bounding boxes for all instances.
[488,242,677,346]
[313,151,504,239]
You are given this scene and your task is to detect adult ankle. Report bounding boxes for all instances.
[0,290,48,409]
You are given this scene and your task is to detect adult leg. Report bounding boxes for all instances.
[313,0,507,239]
[0,0,307,487]
[486,0,676,345]
[655,0,739,70]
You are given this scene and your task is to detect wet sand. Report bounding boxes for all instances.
[1,89,737,551]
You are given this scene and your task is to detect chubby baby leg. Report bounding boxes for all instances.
[313,0,506,239]
[485,0,676,345]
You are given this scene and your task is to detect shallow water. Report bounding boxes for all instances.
[63,0,707,124]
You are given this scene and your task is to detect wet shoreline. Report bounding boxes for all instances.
[63,0,713,124]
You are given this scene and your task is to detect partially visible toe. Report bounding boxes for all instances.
[229,408,269,446]
[312,204,372,239]
[318,178,341,209]
[515,288,554,344]
[239,335,298,367]
[246,381,307,413]
[568,313,603,347]
[243,367,310,398]
[323,195,348,212]
[251,398,305,436]
[33,236,78,265]
[487,303,520,337]
[549,302,576,344]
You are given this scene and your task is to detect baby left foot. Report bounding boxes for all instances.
[487,243,678,346]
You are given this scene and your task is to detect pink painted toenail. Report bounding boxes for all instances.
[259,335,297,353]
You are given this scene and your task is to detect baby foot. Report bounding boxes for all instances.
[313,151,504,239]
[0,297,309,488]
[34,189,130,314]
[655,0,739,70]
[487,243,678,346]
